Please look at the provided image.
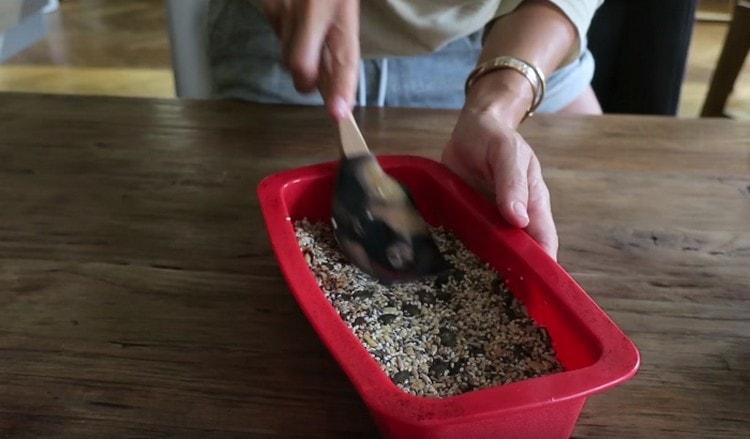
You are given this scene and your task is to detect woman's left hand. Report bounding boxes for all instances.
[442,93,558,260]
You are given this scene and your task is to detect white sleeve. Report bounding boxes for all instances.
[547,0,604,59]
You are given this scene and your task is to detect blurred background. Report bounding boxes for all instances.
[0,0,747,119]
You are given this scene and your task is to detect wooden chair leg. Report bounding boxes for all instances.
[700,1,750,117]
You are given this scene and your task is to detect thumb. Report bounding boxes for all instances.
[491,137,531,228]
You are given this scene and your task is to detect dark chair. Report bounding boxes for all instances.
[701,0,750,117]
[587,0,698,115]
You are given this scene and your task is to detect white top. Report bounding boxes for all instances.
[360,0,603,63]
[249,0,604,64]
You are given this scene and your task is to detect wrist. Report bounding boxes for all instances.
[464,69,535,128]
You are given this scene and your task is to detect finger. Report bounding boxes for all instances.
[278,1,296,69]
[288,0,334,92]
[261,0,283,36]
[526,154,559,260]
[490,132,531,228]
[320,1,359,120]
[264,0,294,62]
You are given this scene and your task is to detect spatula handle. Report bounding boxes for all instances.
[338,112,371,158]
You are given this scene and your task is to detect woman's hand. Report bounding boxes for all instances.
[442,72,558,260]
[441,0,579,260]
[262,0,359,120]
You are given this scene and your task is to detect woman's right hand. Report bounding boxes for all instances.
[262,0,360,120]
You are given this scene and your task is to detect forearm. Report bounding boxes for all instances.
[466,0,578,126]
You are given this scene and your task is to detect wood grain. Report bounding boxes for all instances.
[7,0,170,69]
[0,93,748,438]
[0,66,174,98]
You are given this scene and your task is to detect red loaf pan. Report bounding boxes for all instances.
[258,155,639,439]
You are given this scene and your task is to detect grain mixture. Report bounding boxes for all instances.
[295,219,562,397]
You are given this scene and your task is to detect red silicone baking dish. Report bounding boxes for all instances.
[258,155,639,439]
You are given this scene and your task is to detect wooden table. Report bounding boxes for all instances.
[0,93,748,438]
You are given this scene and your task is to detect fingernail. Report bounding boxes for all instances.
[331,97,350,120]
[512,201,529,224]
[546,245,558,261]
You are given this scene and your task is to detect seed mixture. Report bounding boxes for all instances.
[295,219,563,397]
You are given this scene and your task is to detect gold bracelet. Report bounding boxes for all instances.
[465,56,546,118]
